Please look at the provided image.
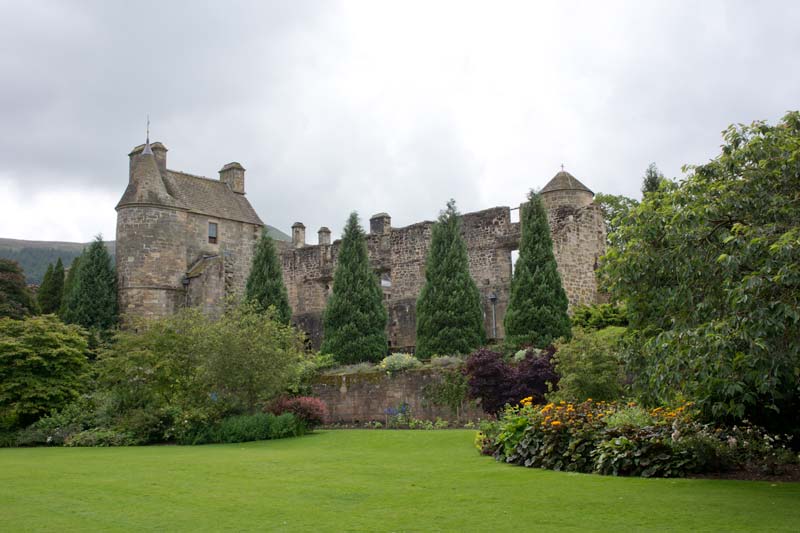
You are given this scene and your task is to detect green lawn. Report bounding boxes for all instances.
[1,430,798,532]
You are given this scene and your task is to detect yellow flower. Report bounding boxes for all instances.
[551,420,562,426]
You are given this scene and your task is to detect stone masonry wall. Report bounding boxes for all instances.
[282,207,521,351]
[116,205,188,320]
[281,198,605,351]
[312,369,486,424]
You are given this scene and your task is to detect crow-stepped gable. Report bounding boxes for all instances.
[116,140,606,349]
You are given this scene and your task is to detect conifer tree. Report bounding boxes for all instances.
[321,212,387,363]
[37,263,54,313]
[415,200,485,357]
[245,230,292,324]
[504,191,571,348]
[61,237,117,330]
[641,162,665,195]
[59,254,82,319]
[37,258,64,314]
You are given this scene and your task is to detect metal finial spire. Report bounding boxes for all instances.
[142,114,153,155]
[560,163,565,172]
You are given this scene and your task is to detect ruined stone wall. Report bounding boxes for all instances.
[116,205,188,320]
[282,200,605,350]
[281,207,521,350]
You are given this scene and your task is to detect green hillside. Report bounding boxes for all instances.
[0,239,115,284]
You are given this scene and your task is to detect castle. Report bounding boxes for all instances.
[116,139,606,349]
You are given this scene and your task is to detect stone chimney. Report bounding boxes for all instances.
[292,222,306,248]
[318,227,331,246]
[129,141,167,179]
[219,162,245,194]
[370,212,391,235]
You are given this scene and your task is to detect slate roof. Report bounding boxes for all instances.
[118,147,295,242]
[540,170,593,195]
[163,170,264,226]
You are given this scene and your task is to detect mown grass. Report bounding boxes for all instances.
[1,430,798,531]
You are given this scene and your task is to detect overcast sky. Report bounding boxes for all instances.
[1,0,798,242]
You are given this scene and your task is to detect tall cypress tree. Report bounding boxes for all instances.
[61,237,117,330]
[415,200,485,358]
[37,263,55,313]
[245,230,292,324]
[504,191,571,348]
[321,212,387,363]
[59,254,82,319]
[37,258,64,314]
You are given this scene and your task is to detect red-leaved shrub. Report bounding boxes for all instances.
[268,396,327,429]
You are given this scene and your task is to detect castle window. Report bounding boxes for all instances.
[208,222,218,244]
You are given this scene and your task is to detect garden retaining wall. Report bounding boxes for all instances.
[311,369,485,424]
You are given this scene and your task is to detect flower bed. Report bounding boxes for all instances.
[476,399,798,478]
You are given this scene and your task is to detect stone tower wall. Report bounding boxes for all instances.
[116,205,189,320]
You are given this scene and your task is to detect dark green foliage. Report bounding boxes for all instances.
[416,200,485,357]
[504,192,571,349]
[0,315,90,428]
[321,212,388,363]
[179,413,304,445]
[59,254,81,319]
[0,259,36,319]
[245,231,292,324]
[61,237,117,330]
[37,259,64,314]
[570,303,628,330]
[601,111,800,433]
[641,162,665,195]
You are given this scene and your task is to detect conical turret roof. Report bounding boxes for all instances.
[117,147,181,209]
[540,170,593,195]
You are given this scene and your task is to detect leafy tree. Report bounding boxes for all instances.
[594,192,638,243]
[59,254,81,319]
[641,162,665,195]
[245,230,292,323]
[37,259,64,314]
[601,112,800,433]
[416,200,485,357]
[0,315,89,427]
[0,259,36,319]
[550,326,627,402]
[61,237,116,330]
[504,192,571,348]
[321,213,388,363]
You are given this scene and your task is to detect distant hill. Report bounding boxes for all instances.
[0,238,116,284]
[0,224,289,285]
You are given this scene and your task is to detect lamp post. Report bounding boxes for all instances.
[489,292,498,339]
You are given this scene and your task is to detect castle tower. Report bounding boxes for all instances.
[538,168,606,307]
[116,138,188,320]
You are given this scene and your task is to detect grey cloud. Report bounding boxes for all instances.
[1,0,799,241]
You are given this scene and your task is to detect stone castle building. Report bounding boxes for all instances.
[116,139,605,349]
